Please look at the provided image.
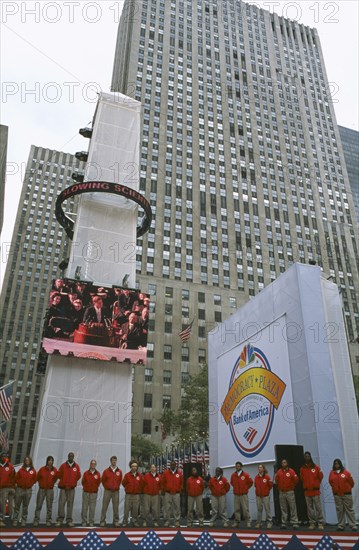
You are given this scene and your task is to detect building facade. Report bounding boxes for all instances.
[339,126,359,223]
[0,124,8,234]
[111,0,359,444]
[0,147,82,463]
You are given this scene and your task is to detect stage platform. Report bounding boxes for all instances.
[0,526,358,549]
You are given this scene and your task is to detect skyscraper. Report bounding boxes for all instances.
[111,0,359,443]
[0,147,82,463]
[339,126,359,223]
[0,125,8,235]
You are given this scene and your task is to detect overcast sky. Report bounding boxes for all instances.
[1,0,358,286]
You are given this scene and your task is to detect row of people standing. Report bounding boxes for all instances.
[0,452,356,531]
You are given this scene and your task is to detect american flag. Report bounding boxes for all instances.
[0,421,9,451]
[0,381,14,421]
[0,528,356,549]
[179,320,194,343]
[204,442,210,463]
[196,443,203,463]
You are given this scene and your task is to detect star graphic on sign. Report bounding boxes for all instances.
[11,531,42,550]
[77,530,106,549]
[138,530,164,549]
[314,535,343,549]
[194,531,219,549]
[250,533,279,549]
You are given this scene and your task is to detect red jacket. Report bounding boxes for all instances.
[161,469,183,494]
[275,468,298,492]
[0,462,15,488]
[230,470,253,495]
[101,467,122,491]
[329,470,355,496]
[57,461,81,490]
[143,472,161,495]
[208,476,230,497]
[15,466,37,489]
[122,471,142,494]
[254,474,273,497]
[300,464,323,496]
[82,470,101,493]
[37,466,59,490]
[187,475,204,497]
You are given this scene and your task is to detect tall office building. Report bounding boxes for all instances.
[111,0,359,443]
[339,126,359,223]
[0,125,8,234]
[0,147,82,463]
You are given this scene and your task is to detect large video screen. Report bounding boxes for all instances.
[41,279,149,364]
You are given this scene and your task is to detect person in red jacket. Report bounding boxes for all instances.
[142,464,161,527]
[254,464,273,529]
[300,452,324,530]
[0,452,15,527]
[161,460,183,527]
[275,459,299,530]
[329,458,356,532]
[100,456,122,527]
[208,467,230,527]
[230,461,253,528]
[55,452,81,527]
[81,459,101,527]
[33,456,59,526]
[122,462,143,527]
[186,467,204,527]
[13,456,37,527]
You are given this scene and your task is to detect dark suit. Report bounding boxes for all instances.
[83,306,111,325]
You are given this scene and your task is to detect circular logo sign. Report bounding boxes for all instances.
[222,344,286,458]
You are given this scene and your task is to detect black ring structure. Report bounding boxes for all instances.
[55,181,152,240]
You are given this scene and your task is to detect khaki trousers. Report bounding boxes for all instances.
[305,495,324,526]
[211,495,228,523]
[163,492,181,524]
[256,495,271,523]
[34,488,54,522]
[57,488,75,523]
[13,487,33,523]
[123,494,140,525]
[234,494,251,525]
[334,494,356,529]
[143,494,159,521]
[279,490,298,526]
[187,495,204,524]
[82,491,98,524]
[100,489,119,524]
[0,487,13,520]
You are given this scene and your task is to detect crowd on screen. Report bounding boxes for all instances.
[43,279,149,349]
[0,451,356,532]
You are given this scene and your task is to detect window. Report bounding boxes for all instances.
[198,292,205,303]
[229,297,237,308]
[181,347,189,361]
[144,393,152,408]
[214,294,221,305]
[148,284,156,295]
[198,309,205,320]
[164,345,172,360]
[165,304,173,315]
[214,311,222,322]
[143,419,152,434]
[163,395,171,409]
[144,368,153,382]
[182,306,189,318]
[182,289,189,300]
[165,286,173,297]
[163,370,172,384]
[199,349,206,363]
[198,326,206,338]
[165,321,172,333]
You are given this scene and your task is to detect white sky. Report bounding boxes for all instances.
[1,0,358,286]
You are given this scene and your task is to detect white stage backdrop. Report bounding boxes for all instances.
[209,263,359,524]
[217,315,296,464]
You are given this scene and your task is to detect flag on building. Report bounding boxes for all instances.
[0,381,14,421]
[179,320,194,343]
[0,421,9,451]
